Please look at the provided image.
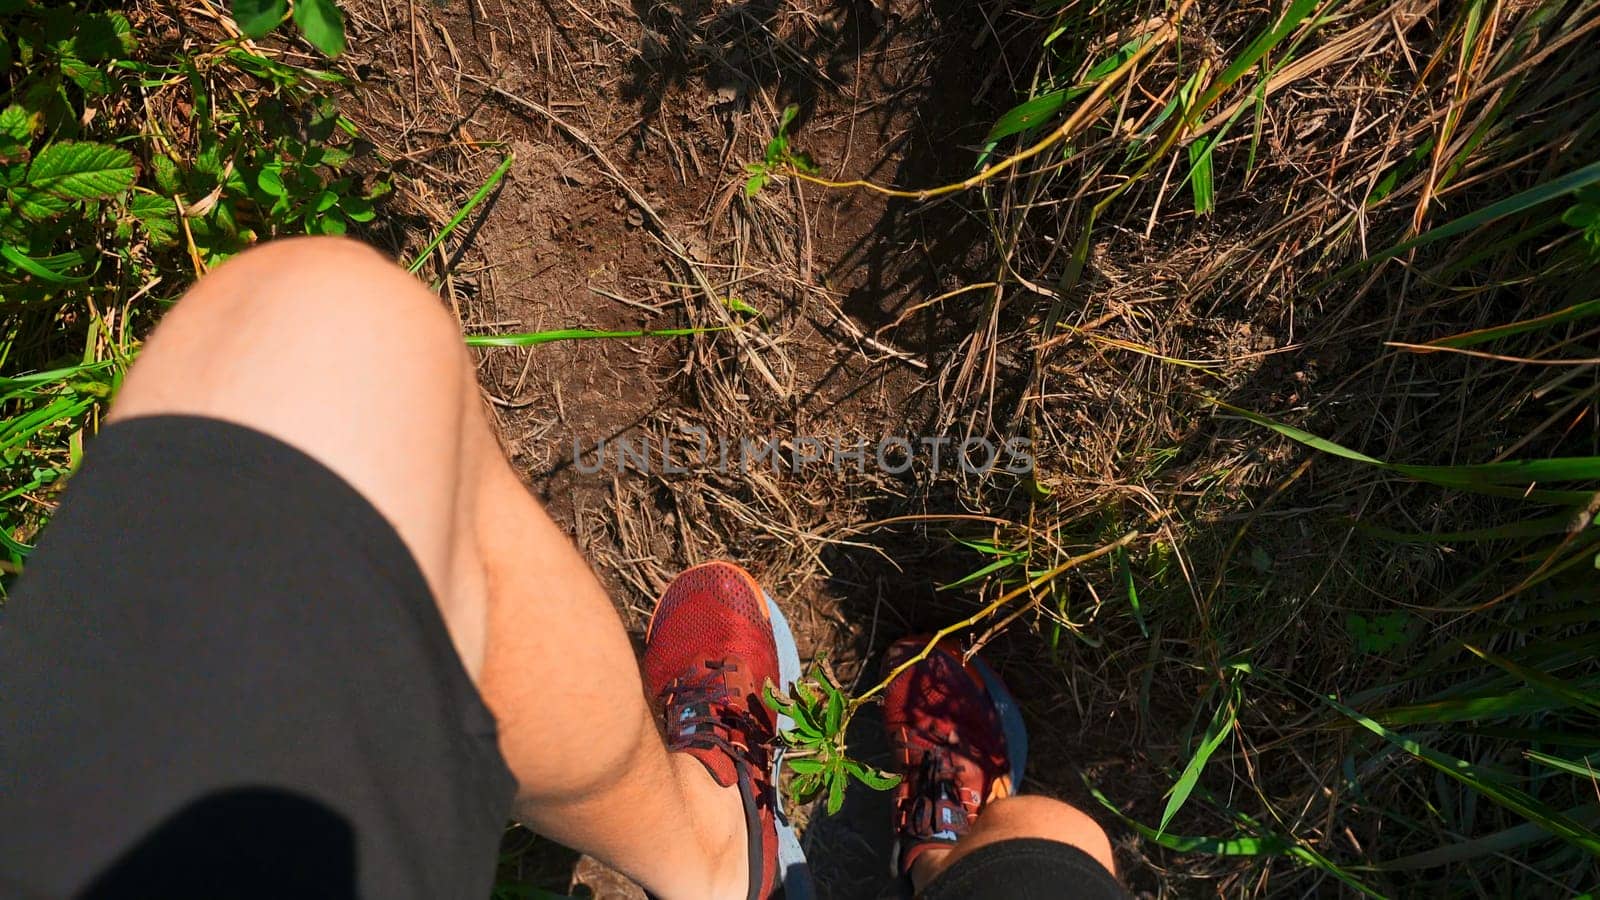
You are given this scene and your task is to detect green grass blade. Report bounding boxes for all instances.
[1092,786,1285,855]
[1219,401,1600,500]
[1192,0,1327,113]
[1188,139,1215,214]
[1525,750,1600,780]
[1160,682,1237,835]
[1358,514,1587,543]
[1361,158,1600,270]
[1376,809,1600,870]
[1324,694,1600,858]
[1373,684,1594,726]
[408,154,515,274]
[985,91,1069,144]
[1090,785,1385,896]
[940,553,1025,590]
[1462,644,1600,717]
[464,326,723,347]
[1428,298,1600,348]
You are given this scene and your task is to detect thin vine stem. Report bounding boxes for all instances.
[848,530,1140,712]
[774,0,1196,201]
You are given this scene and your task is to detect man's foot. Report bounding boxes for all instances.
[642,561,808,899]
[881,636,1029,876]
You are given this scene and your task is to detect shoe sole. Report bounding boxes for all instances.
[764,592,813,899]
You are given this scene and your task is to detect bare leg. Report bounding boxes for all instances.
[110,236,747,900]
[909,795,1116,892]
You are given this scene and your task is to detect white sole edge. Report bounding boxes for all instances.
[764,594,813,898]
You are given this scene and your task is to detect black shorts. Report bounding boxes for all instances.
[0,416,1124,899]
[921,839,1127,900]
[0,417,515,899]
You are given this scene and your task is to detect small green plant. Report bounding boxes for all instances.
[763,659,900,815]
[0,1,384,587]
[1344,612,1411,655]
[743,105,818,198]
[0,4,138,297]
[146,58,388,265]
[232,0,347,58]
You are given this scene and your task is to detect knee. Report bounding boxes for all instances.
[157,236,456,350]
[972,795,1116,873]
[113,236,470,424]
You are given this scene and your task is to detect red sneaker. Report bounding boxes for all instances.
[642,562,810,899]
[881,636,1028,875]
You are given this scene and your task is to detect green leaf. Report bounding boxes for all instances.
[27,141,135,201]
[0,105,34,143]
[1524,750,1600,780]
[824,687,844,736]
[1217,401,1600,504]
[59,55,113,95]
[292,0,347,57]
[985,24,1152,155]
[984,91,1068,144]
[343,196,376,222]
[1117,548,1147,638]
[764,682,818,741]
[1428,298,1600,349]
[941,552,1025,590]
[1193,0,1323,115]
[791,771,822,803]
[1159,683,1237,835]
[150,154,182,195]
[788,758,825,776]
[256,167,287,198]
[1463,644,1600,717]
[233,0,289,39]
[743,172,768,198]
[764,136,787,167]
[7,185,70,221]
[69,12,136,61]
[1373,684,1596,726]
[1360,159,1600,272]
[129,194,179,246]
[1358,512,1586,544]
[844,758,902,791]
[826,768,846,815]
[794,679,820,711]
[1561,202,1600,229]
[1088,786,1385,897]
[723,295,759,315]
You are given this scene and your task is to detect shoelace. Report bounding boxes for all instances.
[661,659,762,765]
[899,738,971,842]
